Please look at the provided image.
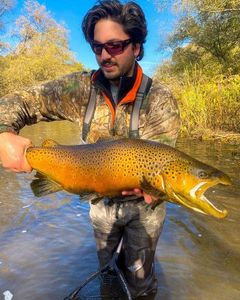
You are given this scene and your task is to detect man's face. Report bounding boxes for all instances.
[93,19,140,83]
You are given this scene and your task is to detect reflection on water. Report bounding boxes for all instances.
[0,122,239,300]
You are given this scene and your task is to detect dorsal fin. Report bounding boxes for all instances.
[42,139,59,148]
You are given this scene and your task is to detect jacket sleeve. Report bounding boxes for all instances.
[141,81,181,147]
[0,72,91,134]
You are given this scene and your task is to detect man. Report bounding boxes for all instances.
[0,0,180,298]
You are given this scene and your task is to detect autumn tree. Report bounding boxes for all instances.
[1,0,84,96]
[155,0,240,74]
[173,0,240,13]
[154,0,240,134]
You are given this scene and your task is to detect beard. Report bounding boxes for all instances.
[99,57,135,82]
[100,60,120,80]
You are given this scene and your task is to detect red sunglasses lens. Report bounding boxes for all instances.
[93,45,103,55]
[92,40,131,55]
[92,43,122,55]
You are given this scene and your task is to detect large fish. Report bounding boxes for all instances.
[26,138,232,219]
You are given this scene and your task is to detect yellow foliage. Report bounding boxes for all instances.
[154,66,240,134]
[1,43,83,96]
[0,0,85,96]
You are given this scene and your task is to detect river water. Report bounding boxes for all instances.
[0,122,239,300]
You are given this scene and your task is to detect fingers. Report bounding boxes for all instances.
[9,138,32,172]
[122,188,143,197]
[22,143,33,172]
[122,189,155,204]
[142,192,154,204]
[0,133,33,172]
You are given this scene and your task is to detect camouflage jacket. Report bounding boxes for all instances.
[0,63,180,146]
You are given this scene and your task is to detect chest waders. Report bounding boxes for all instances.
[79,75,163,299]
[82,74,152,142]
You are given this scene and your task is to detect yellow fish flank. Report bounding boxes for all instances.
[26,138,232,219]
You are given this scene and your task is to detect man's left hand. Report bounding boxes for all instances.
[122,188,157,204]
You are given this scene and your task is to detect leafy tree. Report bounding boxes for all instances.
[155,0,240,74]
[169,10,240,73]
[152,0,240,13]
[154,0,240,135]
[0,0,84,96]
[173,0,240,13]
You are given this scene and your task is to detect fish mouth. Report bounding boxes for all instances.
[171,176,232,219]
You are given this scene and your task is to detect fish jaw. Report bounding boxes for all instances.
[166,176,231,219]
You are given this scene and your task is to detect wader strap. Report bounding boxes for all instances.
[82,85,98,142]
[82,74,152,142]
[129,74,152,139]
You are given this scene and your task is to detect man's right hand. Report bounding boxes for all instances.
[0,132,32,172]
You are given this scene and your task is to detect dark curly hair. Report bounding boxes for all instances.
[82,0,147,61]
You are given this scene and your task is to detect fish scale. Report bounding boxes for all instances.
[26,138,232,219]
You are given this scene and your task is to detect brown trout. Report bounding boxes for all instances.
[26,138,232,219]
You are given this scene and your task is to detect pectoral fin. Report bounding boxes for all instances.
[30,172,62,197]
[140,176,166,198]
[140,176,168,210]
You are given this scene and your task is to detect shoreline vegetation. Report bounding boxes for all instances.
[1,0,239,145]
[152,0,240,145]
[180,130,240,145]
[154,69,240,145]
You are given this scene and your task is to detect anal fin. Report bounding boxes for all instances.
[79,192,104,204]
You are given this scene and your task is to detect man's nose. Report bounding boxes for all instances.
[100,47,112,59]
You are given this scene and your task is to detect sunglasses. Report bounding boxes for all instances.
[91,39,132,56]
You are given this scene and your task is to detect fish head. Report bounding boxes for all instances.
[162,158,232,219]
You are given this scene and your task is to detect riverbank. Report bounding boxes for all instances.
[180,129,240,145]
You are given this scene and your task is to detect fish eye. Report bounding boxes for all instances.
[198,171,209,179]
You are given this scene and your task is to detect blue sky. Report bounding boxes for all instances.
[12,0,176,76]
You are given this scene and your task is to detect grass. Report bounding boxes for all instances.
[154,66,240,141]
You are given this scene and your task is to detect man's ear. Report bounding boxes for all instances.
[133,43,141,58]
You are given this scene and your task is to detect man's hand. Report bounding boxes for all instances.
[0,132,32,172]
[122,188,157,204]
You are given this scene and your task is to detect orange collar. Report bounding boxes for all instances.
[95,64,143,125]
